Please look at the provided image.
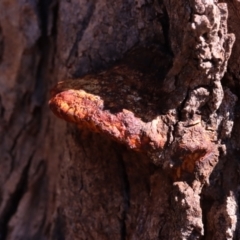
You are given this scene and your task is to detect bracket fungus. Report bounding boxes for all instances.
[49,1,237,187]
[49,63,169,160]
[49,1,238,237]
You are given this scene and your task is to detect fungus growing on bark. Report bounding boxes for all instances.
[48,0,236,198]
[49,63,170,159]
[49,1,238,238]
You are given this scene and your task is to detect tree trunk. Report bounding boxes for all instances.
[1,0,240,239]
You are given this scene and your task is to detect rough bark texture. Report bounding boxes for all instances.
[1,0,240,239]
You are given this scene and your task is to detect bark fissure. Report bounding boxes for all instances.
[115,148,130,240]
[0,157,31,240]
[157,3,172,55]
[66,2,96,70]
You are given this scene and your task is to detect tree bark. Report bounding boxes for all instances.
[1,0,240,239]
